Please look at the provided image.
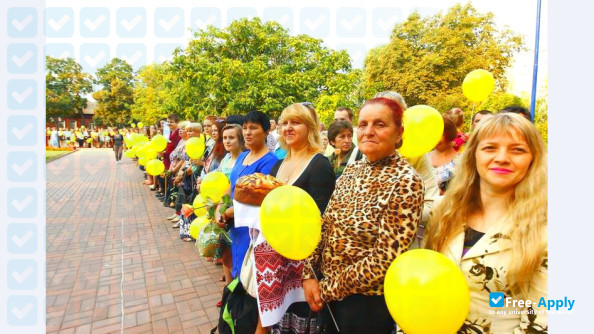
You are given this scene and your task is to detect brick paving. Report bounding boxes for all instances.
[46,149,224,333]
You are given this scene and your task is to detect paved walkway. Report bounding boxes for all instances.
[46,149,223,333]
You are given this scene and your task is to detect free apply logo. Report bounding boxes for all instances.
[489,292,575,311]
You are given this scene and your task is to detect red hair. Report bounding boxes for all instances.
[361,97,404,128]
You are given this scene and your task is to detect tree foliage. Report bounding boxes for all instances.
[361,3,524,112]
[164,18,359,121]
[131,63,172,125]
[45,56,93,121]
[92,58,135,125]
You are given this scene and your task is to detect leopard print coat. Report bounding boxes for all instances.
[303,152,424,302]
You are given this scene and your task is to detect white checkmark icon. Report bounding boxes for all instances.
[11,303,33,320]
[12,51,34,68]
[278,14,290,25]
[48,14,70,31]
[12,231,34,247]
[122,51,143,65]
[12,159,33,176]
[58,50,70,58]
[11,195,33,212]
[84,51,106,67]
[85,159,106,175]
[12,267,34,284]
[340,15,363,32]
[12,87,33,104]
[195,14,217,29]
[84,14,106,32]
[12,123,33,139]
[491,296,502,304]
[304,15,326,31]
[12,15,33,31]
[159,14,180,31]
[121,15,143,31]
[377,16,398,31]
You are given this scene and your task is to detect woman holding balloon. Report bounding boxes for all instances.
[266,103,335,333]
[303,98,424,334]
[424,113,547,333]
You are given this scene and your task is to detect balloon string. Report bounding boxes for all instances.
[306,262,340,333]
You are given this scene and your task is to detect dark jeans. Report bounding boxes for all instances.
[114,145,123,161]
[326,294,394,334]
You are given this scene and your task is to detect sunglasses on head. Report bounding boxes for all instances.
[301,102,313,107]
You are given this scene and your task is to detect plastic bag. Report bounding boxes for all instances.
[197,223,229,258]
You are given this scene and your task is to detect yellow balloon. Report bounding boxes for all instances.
[150,134,168,152]
[137,122,144,128]
[186,136,206,159]
[146,159,165,176]
[138,157,148,166]
[462,69,495,102]
[135,143,148,158]
[189,215,211,239]
[384,249,470,334]
[399,105,444,158]
[260,186,321,260]
[125,150,136,158]
[131,123,136,128]
[192,195,208,216]
[200,172,229,203]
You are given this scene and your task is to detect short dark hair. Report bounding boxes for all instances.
[472,110,492,122]
[226,114,246,126]
[244,110,271,132]
[442,116,458,142]
[500,105,530,121]
[335,107,354,120]
[328,121,353,144]
[167,113,179,123]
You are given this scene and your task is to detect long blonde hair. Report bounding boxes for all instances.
[278,103,323,158]
[424,113,547,298]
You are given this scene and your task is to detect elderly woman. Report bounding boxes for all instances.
[303,98,424,333]
[424,113,547,333]
[165,121,190,224]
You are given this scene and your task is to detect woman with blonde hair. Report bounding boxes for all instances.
[424,113,547,333]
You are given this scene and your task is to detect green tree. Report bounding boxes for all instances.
[92,58,135,125]
[45,56,93,124]
[361,3,524,112]
[165,18,359,120]
[131,63,172,125]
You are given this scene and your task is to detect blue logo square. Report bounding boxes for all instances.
[8,44,37,74]
[7,260,38,290]
[7,80,37,110]
[154,43,182,63]
[7,116,37,146]
[116,44,146,68]
[336,43,367,69]
[80,43,110,72]
[7,224,38,254]
[7,188,37,218]
[372,8,403,38]
[7,152,37,182]
[300,8,330,38]
[7,295,37,326]
[227,7,258,25]
[154,7,185,38]
[45,7,74,37]
[80,7,110,38]
[45,43,74,59]
[8,7,38,38]
[191,7,221,30]
[489,292,505,307]
[336,8,367,38]
[116,7,146,38]
[263,7,294,32]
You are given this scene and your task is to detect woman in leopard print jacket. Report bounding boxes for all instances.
[302,97,424,334]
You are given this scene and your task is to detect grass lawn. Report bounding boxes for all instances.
[46,150,73,163]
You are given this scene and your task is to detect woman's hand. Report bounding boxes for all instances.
[194,159,205,167]
[303,279,325,312]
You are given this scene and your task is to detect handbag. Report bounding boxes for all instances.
[305,309,331,334]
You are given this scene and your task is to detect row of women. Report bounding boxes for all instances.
[137,92,546,333]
